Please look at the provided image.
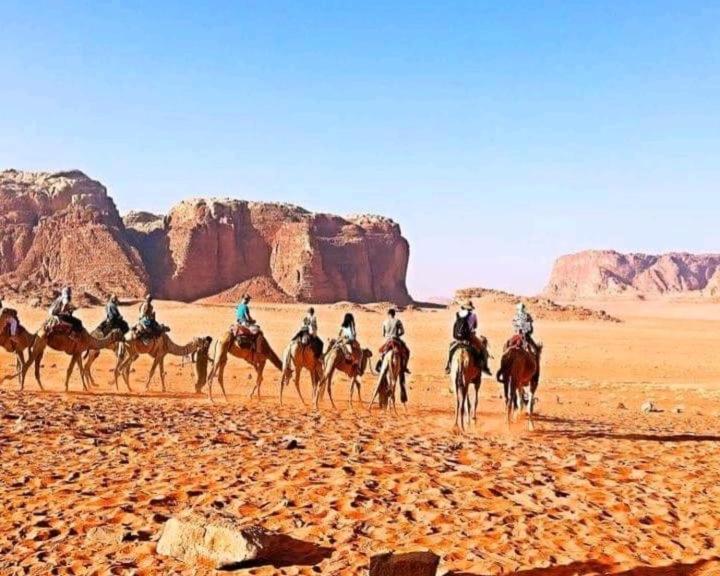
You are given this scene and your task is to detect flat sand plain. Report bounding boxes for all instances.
[2,299,720,575]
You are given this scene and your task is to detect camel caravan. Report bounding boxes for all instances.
[0,290,542,429]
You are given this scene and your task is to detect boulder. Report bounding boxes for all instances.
[156,509,272,569]
[369,551,440,576]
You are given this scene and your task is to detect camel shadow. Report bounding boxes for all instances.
[447,557,718,576]
[218,535,333,570]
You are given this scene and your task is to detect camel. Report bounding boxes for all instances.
[206,330,282,401]
[22,323,123,392]
[116,333,212,392]
[448,345,485,431]
[496,341,542,430]
[368,347,404,413]
[279,339,323,405]
[84,320,130,388]
[0,308,36,389]
[314,342,373,410]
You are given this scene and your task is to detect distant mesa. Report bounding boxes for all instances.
[544,250,720,300]
[453,287,621,322]
[0,169,412,306]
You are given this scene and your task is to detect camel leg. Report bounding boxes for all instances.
[368,368,387,412]
[293,367,306,406]
[314,367,333,410]
[472,382,480,422]
[22,341,46,391]
[64,356,78,392]
[217,361,228,401]
[85,351,98,388]
[390,376,399,416]
[526,388,535,431]
[249,364,263,400]
[159,357,167,392]
[145,357,160,391]
[326,375,337,410]
[506,381,514,428]
[117,350,132,393]
[77,354,90,392]
[16,352,24,390]
[279,365,288,405]
[454,388,461,433]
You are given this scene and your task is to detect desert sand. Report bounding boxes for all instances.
[2,298,720,575]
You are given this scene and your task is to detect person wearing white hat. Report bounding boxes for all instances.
[444,299,491,377]
[48,286,83,332]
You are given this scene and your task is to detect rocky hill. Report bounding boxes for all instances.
[453,287,621,322]
[544,250,720,300]
[0,170,412,306]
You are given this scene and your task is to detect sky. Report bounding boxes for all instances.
[2,1,720,299]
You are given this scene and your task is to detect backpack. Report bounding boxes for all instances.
[453,313,472,341]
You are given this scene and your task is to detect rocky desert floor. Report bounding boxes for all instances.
[2,299,720,575]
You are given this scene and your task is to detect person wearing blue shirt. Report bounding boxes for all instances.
[236,294,254,326]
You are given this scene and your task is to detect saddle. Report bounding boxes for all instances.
[99,318,130,336]
[45,318,76,337]
[232,323,261,349]
[505,334,531,353]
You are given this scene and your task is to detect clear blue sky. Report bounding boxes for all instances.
[2,2,720,298]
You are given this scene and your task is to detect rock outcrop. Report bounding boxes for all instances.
[0,170,412,305]
[454,287,621,322]
[544,250,720,300]
[0,170,149,304]
[124,198,411,304]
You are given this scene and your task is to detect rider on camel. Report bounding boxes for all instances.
[49,287,83,332]
[135,294,166,338]
[377,308,410,375]
[444,300,491,377]
[292,307,323,357]
[338,312,361,370]
[102,294,129,334]
[512,302,538,353]
[236,294,255,326]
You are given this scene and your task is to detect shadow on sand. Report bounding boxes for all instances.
[219,535,334,570]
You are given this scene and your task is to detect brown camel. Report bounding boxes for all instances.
[206,330,282,401]
[315,342,373,410]
[0,308,36,389]
[116,334,212,392]
[22,324,123,392]
[496,342,542,430]
[448,345,485,431]
[84,321,130,388]
[279,339,323,405]
[368,347,404,413]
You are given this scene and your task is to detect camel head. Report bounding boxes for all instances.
[360,348,373,376]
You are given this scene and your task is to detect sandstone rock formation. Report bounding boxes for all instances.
[544,250,720,300]
[0,170,412,305]
[0,170,149,304]
[124,198,411,304]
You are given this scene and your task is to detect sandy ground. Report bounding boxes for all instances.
[2,299,720,575]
